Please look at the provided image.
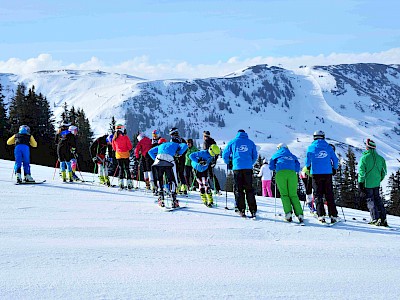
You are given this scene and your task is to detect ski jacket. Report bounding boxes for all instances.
[269,147,300,173]
[358,149,387,188]
[222,131,257,170]
[7,134,37,148]
[148,142,188,161]
[305,139,338,175]
[185,145,199,166]
[258,163,272,180]
[90,135,112,158]
[189,150,214,172]
[112,133,133,159]
[55,130,76,151]
[134,136,152,159]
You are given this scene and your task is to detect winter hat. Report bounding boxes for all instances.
[238,129,245,133]
[203,130,211,137]
[365,138,376,149]
[69,125,78,135]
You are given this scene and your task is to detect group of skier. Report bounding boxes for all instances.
[6,122,388,225]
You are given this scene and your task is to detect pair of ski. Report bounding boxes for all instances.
[236,210,257,220]
[15,180,46,185]
[351,217,397,231]
[276,213,305,226]
[159,205,186,212]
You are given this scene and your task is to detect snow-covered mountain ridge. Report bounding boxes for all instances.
[0,63,399,175]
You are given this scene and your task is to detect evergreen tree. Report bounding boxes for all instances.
[0,83,10,159]
[74,108,94,172]
[340,147,361,210]
[387,170,400,216]
[8,83,26,134]
[109,116,116,133]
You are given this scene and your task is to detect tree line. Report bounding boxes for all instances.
[0,83,94,172]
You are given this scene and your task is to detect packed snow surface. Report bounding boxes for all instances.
[1,159,400,299]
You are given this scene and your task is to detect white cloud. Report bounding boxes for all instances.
[1,48,400,80]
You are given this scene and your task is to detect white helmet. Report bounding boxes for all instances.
[69,125,78,135]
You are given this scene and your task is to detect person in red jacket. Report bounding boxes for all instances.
[112,124,133,189]
[134,132,154,191]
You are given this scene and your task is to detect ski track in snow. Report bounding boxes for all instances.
[1,159,400,299]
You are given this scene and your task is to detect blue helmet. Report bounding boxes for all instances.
[19,125,30,134]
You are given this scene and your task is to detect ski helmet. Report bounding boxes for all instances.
[203,130,211,137]
[277,143,288,150]
[313,130,325,140]
[115,124,125,132]
[209,144,221,157]
[152,129,160,139]
[169,127,179,136]
[137,132,145,141]
[158,138,167,145]
[19,125,30,134]
[69,125,78,135]
[365,138,376,149]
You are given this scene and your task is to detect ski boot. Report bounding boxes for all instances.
[285,212,293,222]
[171,193,179,208]
[250,211,256,219]
[298,214,304,224]
[24,174,35,183]
[206,191,214,207]
[104,176,111,187]
[61,171,67,182]
[158,190,165,207]
[318,216,326,223]
[72,172,80,181]
[239,210,246,218]
[118,179,125,190]
[16,173,22,184]
[330,216,339,224]
[200,193,208,205]
[145,179,151,190]
[180,184,188,195]
[127,179,133,190]
[381,219,389,227]
[68,172,73,182]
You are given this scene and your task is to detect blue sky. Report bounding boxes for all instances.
[1,0,399,79]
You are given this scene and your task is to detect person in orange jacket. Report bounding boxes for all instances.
[112,124,133,189]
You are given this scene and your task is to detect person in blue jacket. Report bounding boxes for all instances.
[222,129,258,218]
[269,143,304,223]
[305,130,339,224]
[7,125,37,183]
[148,140,188,208]
[189,144,221,207]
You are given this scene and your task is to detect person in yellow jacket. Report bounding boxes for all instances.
[7,125,37,183]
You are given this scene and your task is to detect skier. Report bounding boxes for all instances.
[7,125,37,183]
[169,127,188,195]
[135,132,154,191]
[112,124,133,189]
[189,144,221,207]
[257,159,273,197]
[202,130,221,194]
[300,166,315,213]
[269,143,304,223]
[68,125,81,181]
[305,130,339,224]
[90,133,113,186]
[148,139,188,208]
[55,121,77,182]
[222,129,258,218]
[185,138,199,191]
[358,139,388,226]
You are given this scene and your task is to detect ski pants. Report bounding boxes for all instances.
[175,155,187,185]
[185,165,196,189]
[117,158,132,180]
[366,187,386,221]
[261,179,273,197]
[301,176,313,196]
[155,165,177,195]
[233,169,257,213]
[60,161,72,172]
[14,144,31,175]
[312,174,338,217]
[195,169,211,194]
[275,170,303,216]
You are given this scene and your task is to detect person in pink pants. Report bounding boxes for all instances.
[258,159,272,197]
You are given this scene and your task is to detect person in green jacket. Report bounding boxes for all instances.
[358,139,388,226]
[185,139,199,191]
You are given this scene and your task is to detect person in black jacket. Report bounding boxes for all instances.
[55,121,77,182]
[169,127,188,194]
[90,134,113,186]
[202,130,221,194]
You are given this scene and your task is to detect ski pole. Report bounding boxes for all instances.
[340,205,346,222]
[213,175,218,208]
[110,164,119,186]
[274,175,277,217]
[52,159,59,180]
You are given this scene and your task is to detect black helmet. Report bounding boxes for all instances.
[169,127,179,136]
[313,130,325,140]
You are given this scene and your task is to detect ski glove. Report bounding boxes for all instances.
[358,182,366,198]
